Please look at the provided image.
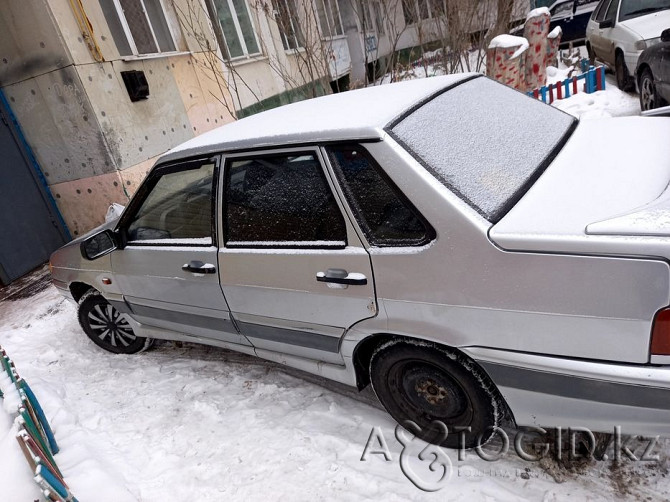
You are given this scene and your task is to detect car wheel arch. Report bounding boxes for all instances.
[351,333,516,426]
[637,62,651,81]
[70,282,96,303]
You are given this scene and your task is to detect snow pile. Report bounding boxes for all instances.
[553,83,640,119]
[527,6,550,20]
[546,65,573,86]
[548,26,563,39]
[488,35,529,59]
[0,340,135,501]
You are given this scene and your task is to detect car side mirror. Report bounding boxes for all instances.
[661,28,670,43]
[599,19,614,29]
[81,230,118,260]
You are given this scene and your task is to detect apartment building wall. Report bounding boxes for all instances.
[0,0,236,236]
[209,0,351,115]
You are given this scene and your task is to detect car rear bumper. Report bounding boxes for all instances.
[465,347,670,437]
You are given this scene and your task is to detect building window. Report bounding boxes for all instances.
[316,0,344,38]
[402,0,444,24]
[371,1,385,35]
[100,0,178,56]
[401,0,418,24]
[213,0,261,59]
[273,0,304,50]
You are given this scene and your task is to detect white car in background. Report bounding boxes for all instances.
[586,0,670,90]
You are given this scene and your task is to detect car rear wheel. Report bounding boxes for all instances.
[369,340,501,449]
[615,52,633,91]
[639,68,659,111]
[78,291,151,354]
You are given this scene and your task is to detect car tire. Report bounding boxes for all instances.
[615,52,633,91]
[639,68,660,111]
[78,290,151,354]
[369,339,501,449]
[586,43,595,65]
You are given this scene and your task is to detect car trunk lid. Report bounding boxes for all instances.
[489,117,670,257]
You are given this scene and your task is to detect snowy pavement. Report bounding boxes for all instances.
[2,281,670,501]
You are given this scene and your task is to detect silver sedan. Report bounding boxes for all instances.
[50,74,670,448]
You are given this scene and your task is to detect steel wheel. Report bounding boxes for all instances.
[78,291,150,354]
[639,69,657,111]
[369,340,502,449]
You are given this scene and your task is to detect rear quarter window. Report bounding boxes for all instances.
[389,77,576,222]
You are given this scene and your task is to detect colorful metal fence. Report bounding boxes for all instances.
[1,345,78,502]
[528,63,606,104]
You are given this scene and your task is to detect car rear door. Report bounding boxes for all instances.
[111,157,250,347]
[217,147,376,364]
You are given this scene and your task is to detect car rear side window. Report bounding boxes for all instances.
[327,145,433,246]
[390,77,576,222]
[224,152,347,247]
[126,160,215,245]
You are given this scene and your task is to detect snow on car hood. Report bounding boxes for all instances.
[489,117,670,255]
[619,9,670,39]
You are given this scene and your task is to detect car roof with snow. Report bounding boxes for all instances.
[159,73,475,163]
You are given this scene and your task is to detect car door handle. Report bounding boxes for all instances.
[182,260,216,274]
[316,269,367,285]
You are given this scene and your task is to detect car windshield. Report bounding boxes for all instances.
[390,77,576,222]
[619,0,670,21]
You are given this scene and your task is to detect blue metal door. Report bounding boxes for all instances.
[0,92,68,285]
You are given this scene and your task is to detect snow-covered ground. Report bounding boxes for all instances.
[552,73,640,119]
[2,280,670,501]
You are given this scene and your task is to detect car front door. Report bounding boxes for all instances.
[217,148,376,364]
[112,157,250,347]
[588,0,611,57]
[598,0,620,63]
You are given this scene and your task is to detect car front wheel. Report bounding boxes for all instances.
[615,52,633,91]
[78,291,151,354]
[369,340,501,449]
[639,68,659,111]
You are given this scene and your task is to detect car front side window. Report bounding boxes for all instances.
[125,160,216,245]
[224,152,347,247]
[593,0,611,21]
[603,0,620,21]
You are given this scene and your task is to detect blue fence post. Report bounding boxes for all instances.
[540,86,548,103]
[600,66,606,90]
[564,79,571,98]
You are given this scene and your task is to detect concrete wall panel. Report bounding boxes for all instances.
[76,58,194,170]
[0,0,73,86]
[48,0,123,64]
[50,170,129,236]
[4,66,116,184]
[189,53,236,130]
